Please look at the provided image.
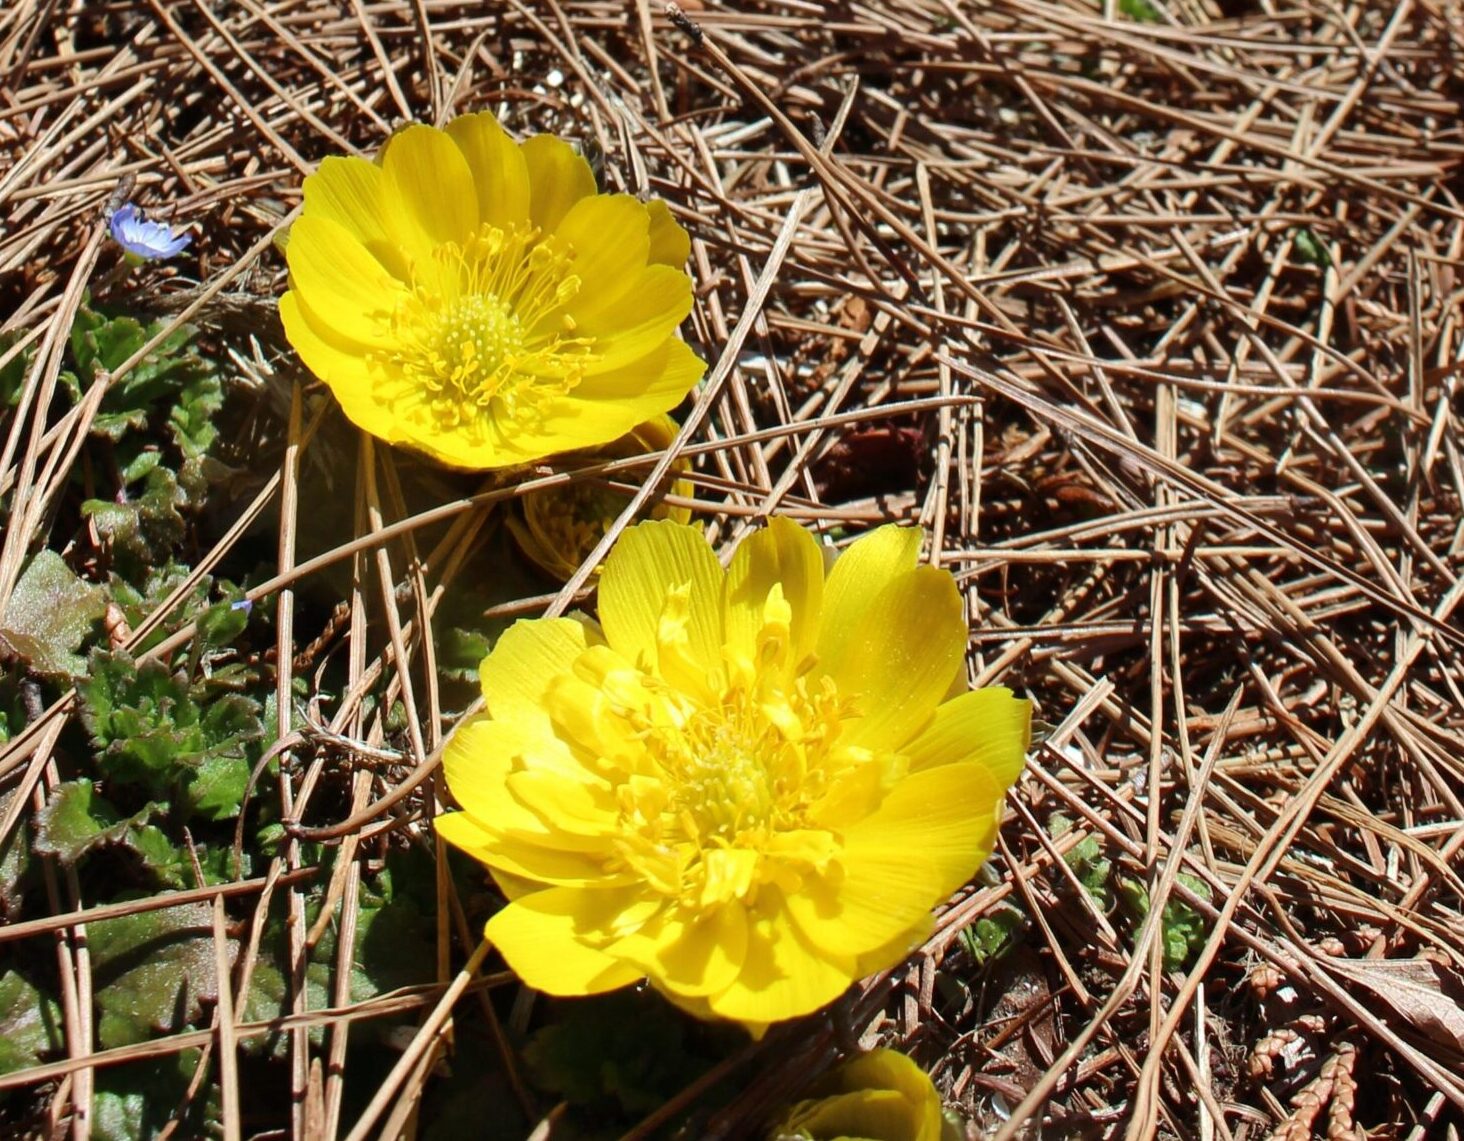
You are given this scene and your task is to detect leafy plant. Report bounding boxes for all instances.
[1052,814,1115,912]
[64,305,221,456]
[78,649,263,821]
[959,905,1025,967]
[1119,0,1163,20]
[524,989,742,1135]
[0,972,63,1075]
[88,902,232,1049]
[0,550,108,678]
[1118,873,1212,971]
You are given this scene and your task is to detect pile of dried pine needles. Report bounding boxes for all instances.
[2,0,1463,1137]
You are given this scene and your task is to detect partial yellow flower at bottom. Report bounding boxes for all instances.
[437,517,1030,1033]
[507,414,692,581]
[770,1049,960,1141]
[279,113,704,470]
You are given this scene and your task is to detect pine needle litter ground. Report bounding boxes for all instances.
[1,1,1462,1138]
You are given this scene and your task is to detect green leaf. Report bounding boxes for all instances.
[438,624,490,684]
[350,886,436,1003]
[31,780,162,866]
[183,746,250,821]
[959,906,1024,967]
[0,971,64,1074]
[0,550,107,677]
[92,1050,215,1141]
[1055,815,1114,911]
[1119,0,1163,20]
[89,902,231,1049]
[0,787,31,921]
[194,595,250,653]
[0,334,30,409]
[239,923,332,1059]
[82,464,189,565]
[169,370,223,460]
[119,448,163,486]
[1293,227,1332,268]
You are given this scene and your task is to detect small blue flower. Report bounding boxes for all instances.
[108,203,192,260]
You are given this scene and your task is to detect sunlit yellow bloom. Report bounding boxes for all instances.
[508,414,693,582]
[437,518,1029,1032]
[771,1049,960,1141]
[280,114,704,469]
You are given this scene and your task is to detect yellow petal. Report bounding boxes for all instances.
[443,718,600,850]
[562,336,705,406]
[781,1090,924,1141]
[436,810,614,888]
[481,617,590,716]
[284,215,404,347]
[780,1050,945,1141]
[542,669,640,762]
[445,112,531,229]
[786,763,1005,958]
[278,291,382,431]
[568,264,692,375]
[903,687,1030,782]
[824,565,967,751]
[702,900,855,1026]
[301,156,410,281]
[598,519,724,679]
[646,199,691,267]
[397,411,607,470]
[851,913,933,982]
[485,887,647,996]
[817,525,921,670]
[506,769,619,838]
[608,903,748,998]
[724,516,824,673]
[521,133,597,234]
[380,123,479,261]
[548,193,651,304]
[521,341,703,460]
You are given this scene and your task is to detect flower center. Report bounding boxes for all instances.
[383,223,596,430]
[664,693,787,839]
[604,668,865,908]
[424,291,523,387]
[525,479,628,566]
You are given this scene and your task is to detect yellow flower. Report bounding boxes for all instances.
[770,1049,959,1141]
[437,518,1029,1032]
[508,414,693,581]
[279,114,704,469]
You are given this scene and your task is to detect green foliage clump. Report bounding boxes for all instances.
[1051,815,1211,970]
[79,649,262,822]
[1053,814,1115,912]
[63,304,221,458]
[523,989,742,1137]
[1118,873,1213,971]
[959,905,1025,967]
[1119,0,1164,20]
